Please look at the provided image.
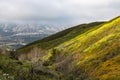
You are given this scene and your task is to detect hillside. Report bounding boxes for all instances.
[17,22,104,53]
[14,16,120,80]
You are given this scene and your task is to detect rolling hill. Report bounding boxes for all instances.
[17,16,120,80]
[1,16,120,80]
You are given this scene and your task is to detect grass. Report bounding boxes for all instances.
[15,16,120,80]
[17,22,104,53]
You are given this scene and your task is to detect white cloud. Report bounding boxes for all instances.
[0,0,120,25]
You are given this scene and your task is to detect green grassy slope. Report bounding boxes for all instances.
[17,22,104,53]
[17,16,120,80]
[53,16,120,80]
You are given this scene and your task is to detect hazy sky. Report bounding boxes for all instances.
[0,0,120,26]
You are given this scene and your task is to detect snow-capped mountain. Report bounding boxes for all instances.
[0,23,67,49]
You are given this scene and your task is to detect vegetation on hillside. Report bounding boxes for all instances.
[0,16,120,80]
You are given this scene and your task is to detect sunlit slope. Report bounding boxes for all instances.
[17,16,120,80]
[53,16,120,79]
[55,16,120,53]
[17,22,104,53]
[72,33,120,80]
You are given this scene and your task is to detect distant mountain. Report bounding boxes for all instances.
[17,16,120,80]
[0,23,67,49]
